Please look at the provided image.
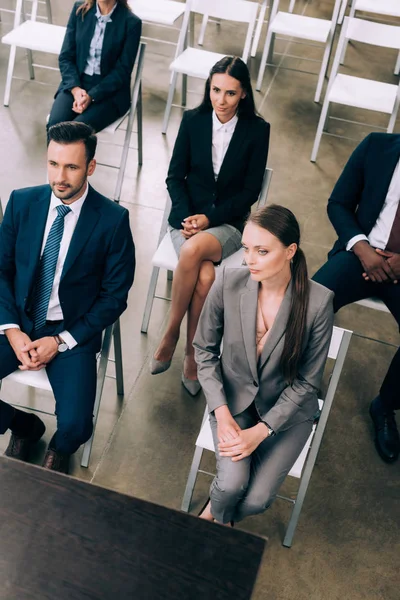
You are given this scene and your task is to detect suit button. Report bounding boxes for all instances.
[253,380,258,387]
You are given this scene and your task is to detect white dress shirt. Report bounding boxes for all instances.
[212,111,238,179]
[347,158,400,251]
[0,184,89,349]
[84,2,117,76]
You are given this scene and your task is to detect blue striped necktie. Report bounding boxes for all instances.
[32,204,72,330]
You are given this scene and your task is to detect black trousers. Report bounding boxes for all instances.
[313,251,400,411]
[48,74,122,132]
[0,322,97,454]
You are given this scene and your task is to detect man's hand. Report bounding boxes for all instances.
[375,248,400,281]
[20,336,59,370]
[218,424,269,462]
[5,328,45,371]
[353,241,397,283]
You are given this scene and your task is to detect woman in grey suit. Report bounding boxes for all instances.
[193,205,334,524]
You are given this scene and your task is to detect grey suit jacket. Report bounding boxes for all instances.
[193,268,334,433]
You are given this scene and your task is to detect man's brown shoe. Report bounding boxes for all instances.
[42,448,70,474]
[4,414,46,462]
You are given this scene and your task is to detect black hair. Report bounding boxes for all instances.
[47,121,97,164]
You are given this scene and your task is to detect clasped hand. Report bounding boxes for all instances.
[361,247,400,284]
[180,214,210,239]
[216,407,268,462]
[71,87,92,114]
[6,330,58,371]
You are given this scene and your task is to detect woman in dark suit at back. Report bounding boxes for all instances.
[151,56,270,395]
[47,0,141,131]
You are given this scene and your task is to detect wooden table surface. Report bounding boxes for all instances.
[0,457,265,600]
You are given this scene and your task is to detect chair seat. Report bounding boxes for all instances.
[196,400,324,479]
[4,368,52,392]
[130,0,185,25]
[355,297,390,313]
[152,231,178,270]
[270,12,331,43]
[1,21,66,53]
[328,73,398,113]
[98,112,128,136]
[355,0,400,18]
[170,48,227,78]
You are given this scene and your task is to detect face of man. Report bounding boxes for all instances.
[47,140,96,204]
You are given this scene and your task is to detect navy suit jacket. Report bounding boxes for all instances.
[0,184,135,352]
[166,108,270,232]
[327,132,400,257]
[58,1,142,114]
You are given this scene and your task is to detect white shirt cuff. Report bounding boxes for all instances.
[346,234,369,251]
[0,324,20,335]
[59,330,78,350]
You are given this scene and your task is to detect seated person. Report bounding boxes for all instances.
[313,132,400,463]
[151,56,270,396]
[194,205,334,525]
[47,0,142,132]
[0,122,135,474]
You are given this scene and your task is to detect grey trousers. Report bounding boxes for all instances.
[209,404,313,524]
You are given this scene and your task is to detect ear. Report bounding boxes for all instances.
[87,158,96,177]
[241,91,247,100]
[286,243,297,261]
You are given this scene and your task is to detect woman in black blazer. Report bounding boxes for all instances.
[151,56,270,395]
[47,0,141,132]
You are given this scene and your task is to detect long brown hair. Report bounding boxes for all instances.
[248,204,310,383]
[77,0,130,18]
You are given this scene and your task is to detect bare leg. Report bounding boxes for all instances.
[154,233,222,363]
[184,260,215,380]
[199,500,214,522]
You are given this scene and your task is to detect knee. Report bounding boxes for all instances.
[212,473,249,500]
[236,489,275,520]
[57,415,93,454]
[196,264,215,296]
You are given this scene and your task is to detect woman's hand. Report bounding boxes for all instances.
[71,87,91,114]
[214,405,241,443]
[218,424,269,462]
[183,214,210,232]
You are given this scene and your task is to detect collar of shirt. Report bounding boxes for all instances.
[95,1,117,23]
[212,110,238,134]
[49,183,89,218]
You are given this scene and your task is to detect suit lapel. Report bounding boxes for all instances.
[217,118,247,188]
[61,186,101,280]
[239,274,258,383]
[258,280,293,372]
[27,187,52,296]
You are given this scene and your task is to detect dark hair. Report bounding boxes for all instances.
[47,121,97,164]
[77,0,130,18]
[247,204,310,383]
[198,56,258,118]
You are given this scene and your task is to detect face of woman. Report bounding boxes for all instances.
[242,222,297,283]
[209,73,246,123]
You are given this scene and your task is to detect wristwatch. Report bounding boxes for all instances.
[260,420,275,437]
[54,335,68,353]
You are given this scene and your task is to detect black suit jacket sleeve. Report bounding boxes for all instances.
[68,209,135,345]
[166,112,192,226]
[206,120,270,227]
[89,17,142,103]
[58,3,82,91]
[0,192,20,326]
[327,133,372,246]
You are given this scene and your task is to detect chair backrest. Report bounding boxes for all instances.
[255,167,272,210]
[175,0,258,62]
[353,0,400,19]
[344,16,400,49]
[269,0,343,28]
[13,0,39,27]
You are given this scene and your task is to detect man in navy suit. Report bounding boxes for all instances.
[314,133,400,463]
[0,122,135,473]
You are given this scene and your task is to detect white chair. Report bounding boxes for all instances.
[162,0,258,134]
[0,320,124,468]
[355,297,390,314]
[256,0,343,103]
[310,17,400,162]
[2,0,66,106]
[140,167,273,333]
[0,0,52,23]
[340,0,400,75]
[181,325,353,547]
[96,42,146,202]
[128,0,187,50]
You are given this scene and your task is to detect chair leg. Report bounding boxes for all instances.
[81,325,113,468]
[137,82,143,167]
[162,71,178,134]
[26,49,35,80]
[113,320,124,396]
[251,0,267,58]
[4,45,17,107]
[198,14,208,46]
[314,40,332,103]
[141,266,160,334]
[167,270,173,281]
[182,73,187,107]
[310,98,330,162]
[256,30,274,91]
[288,0,296,13]
[45,0,53,23]
[337,0,347,25]
[394,50,400,76]
[181,445,205,512]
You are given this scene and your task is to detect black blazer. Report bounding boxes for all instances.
[57,1,142,114]
[0,184,135,352]
[166,108,270,232]
[327,132,400,257]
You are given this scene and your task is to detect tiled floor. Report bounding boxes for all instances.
[0,1,399,598]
